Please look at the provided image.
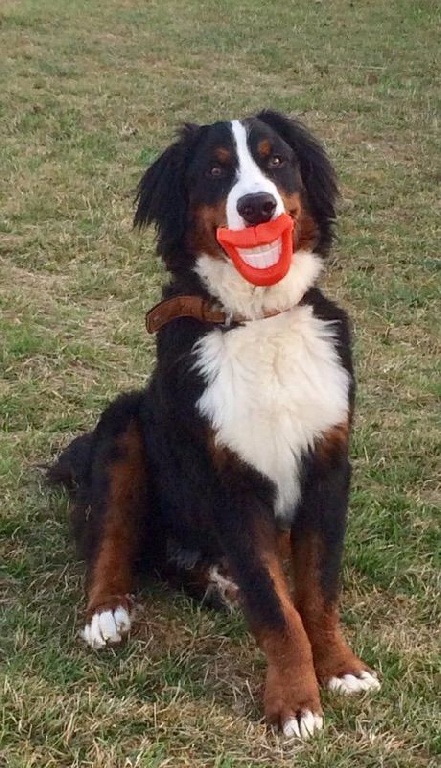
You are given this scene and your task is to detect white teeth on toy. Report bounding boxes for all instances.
[237,238,281,268]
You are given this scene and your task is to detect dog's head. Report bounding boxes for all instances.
[135,111,337,286]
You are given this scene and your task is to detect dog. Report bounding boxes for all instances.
[49,110,380,740]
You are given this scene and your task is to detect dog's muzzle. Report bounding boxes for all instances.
[216,213,294,287]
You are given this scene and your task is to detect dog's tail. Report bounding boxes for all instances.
[47,432,94,493]
[47,432,96,560]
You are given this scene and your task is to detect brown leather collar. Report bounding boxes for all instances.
[145,295,285,334]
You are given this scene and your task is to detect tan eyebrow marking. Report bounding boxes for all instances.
[257,139,272,157]
[214,146,233,163]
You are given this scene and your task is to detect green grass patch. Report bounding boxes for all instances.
[1,0,440,765]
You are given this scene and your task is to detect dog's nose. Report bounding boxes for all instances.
[237,193,277,225]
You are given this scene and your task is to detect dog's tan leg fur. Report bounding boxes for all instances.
[83,422,146,646]
[247,530,323,739]
[291,534,379,694]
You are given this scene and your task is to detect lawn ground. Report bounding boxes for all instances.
[1,0,440,766]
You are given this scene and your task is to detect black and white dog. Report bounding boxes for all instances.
[50,110,380,740]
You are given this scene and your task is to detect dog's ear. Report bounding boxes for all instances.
[257,110,338,254]
[134,123,202,268]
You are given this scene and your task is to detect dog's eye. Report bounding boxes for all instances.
[268,155,285,168]
[207,165,225,178]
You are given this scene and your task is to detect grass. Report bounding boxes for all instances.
[1,0,440,765]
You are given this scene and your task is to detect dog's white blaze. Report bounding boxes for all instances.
[194,305,349,524]
[226,120,285,230]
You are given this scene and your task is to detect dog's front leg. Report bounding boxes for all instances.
[213,477,323,740]
[291,438,381,696]
[256,546,324,740]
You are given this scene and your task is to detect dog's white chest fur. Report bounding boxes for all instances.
[195,306,349,524]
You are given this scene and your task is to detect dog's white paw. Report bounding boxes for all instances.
[82,606,131,649]
[327,670,381,695]
[282,710,324,740]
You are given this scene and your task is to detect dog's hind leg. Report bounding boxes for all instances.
[82,422,144,647]
[69,393,157,649]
